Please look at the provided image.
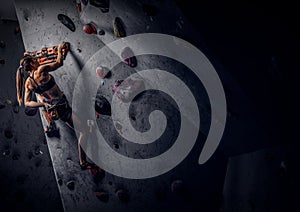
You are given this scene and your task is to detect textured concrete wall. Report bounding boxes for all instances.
[13,0,228,211]
[7,0,299,211]
[0,15,63,212]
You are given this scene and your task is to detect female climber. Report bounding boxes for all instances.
[16,42,93,170]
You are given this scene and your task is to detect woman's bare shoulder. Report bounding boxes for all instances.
[37,63,53,73]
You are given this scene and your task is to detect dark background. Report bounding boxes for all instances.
[1,0,299,211]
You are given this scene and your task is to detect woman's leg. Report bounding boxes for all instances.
[65,112,89,167]
[41,110,51,126]
[36,95,51,126]
[78,132,87,165]
[36,95,59,137]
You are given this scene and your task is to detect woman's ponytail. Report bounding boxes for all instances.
[16,66,24,106]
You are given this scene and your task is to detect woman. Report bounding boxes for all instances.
[16,42,92,170]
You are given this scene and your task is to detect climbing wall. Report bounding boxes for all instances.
[0,6,63,211]
[13,0,271,211]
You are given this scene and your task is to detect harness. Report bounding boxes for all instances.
[26,72,66,120]
[43,96,68,120]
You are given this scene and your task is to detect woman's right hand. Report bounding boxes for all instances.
[58,41,68,51]
[58,42,69,59]
[58,42,65,51]
[43,102,51,109]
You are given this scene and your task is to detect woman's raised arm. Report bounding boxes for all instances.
[39,41,69,73]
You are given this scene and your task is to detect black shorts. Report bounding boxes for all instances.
[55,95,72,122]
[43,95,72,122]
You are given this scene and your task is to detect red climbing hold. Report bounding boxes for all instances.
[83,23,98,34]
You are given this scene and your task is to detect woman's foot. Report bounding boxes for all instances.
[45,121,59,137]
[79,161,94,170]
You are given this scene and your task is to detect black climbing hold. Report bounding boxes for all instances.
[4,129,13,139]
[95,94,111,116]
[58,178,63,186]
[58,14,76,32]
[98,29,105,35]
[171,180,185,194]
[24,106,38,116]
[0,41,5,48]
[90,0,109,13]
[0,102,5,109]
[67,181,75,190]
[113,143,119,149]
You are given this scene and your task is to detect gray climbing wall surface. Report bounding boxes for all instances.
[13,0,281,211]
[0,11,63,212]
[13,0,226,211]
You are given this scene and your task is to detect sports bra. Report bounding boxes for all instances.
[30,74,56,95]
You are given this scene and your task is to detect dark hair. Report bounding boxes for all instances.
[20,55,35,72]
[16,55,35,106]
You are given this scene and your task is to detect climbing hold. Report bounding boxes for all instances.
[24,106,38,116]
[113,143,119,149]
[113,17,126,38]
[58,178,63,186]
[58,14,76,32]
[120,47,137,68]
[67,181,75,190]
[76,2,82,13]
[0,41,5,48]
[171,180,185,194]
[0,102,5,109]
[95,191,109,202]
[115,122,122,131]
[14,26,21,34]
[89,0,109,13]
[3,149,10,156]
[4,99,12,105]
[83,23,98,34]
[98,29,105,35]
[112,79,124,93]
[112,78,145,103]
[95,94,111,116]
[81,0,88,6]
[4,129,13,139]
[116,189,130,202]
[96,66,110,79]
